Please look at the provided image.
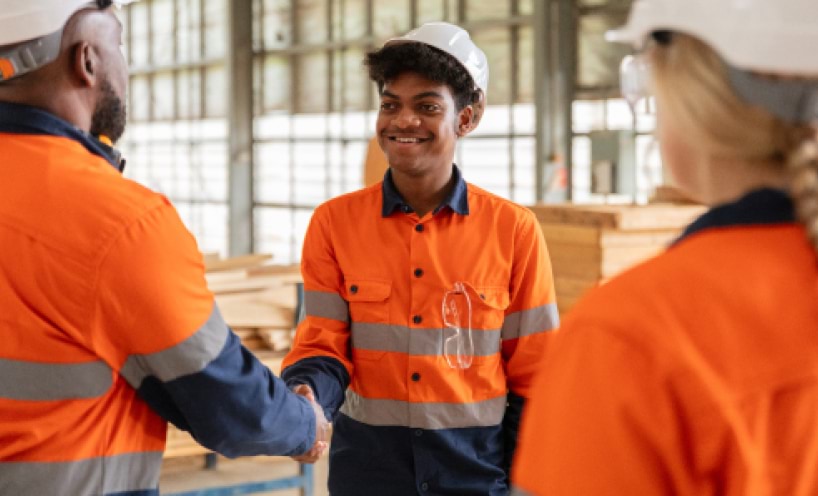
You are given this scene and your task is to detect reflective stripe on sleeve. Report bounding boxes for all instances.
[0,451,162,495]
[304,290,349,322]
[0,359,112,401]
[120,304,229,389]
[501,303,560,340]
[340,389,507,429]
[351,322,500,357]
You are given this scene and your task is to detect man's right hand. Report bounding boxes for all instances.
[292,384,330,464]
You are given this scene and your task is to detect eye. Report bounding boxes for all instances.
[420,103,441,113]
[380,101,397,111]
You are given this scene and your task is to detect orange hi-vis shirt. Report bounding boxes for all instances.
[283,166,559,495]
[513,189,818,495]
[0,103,316,495]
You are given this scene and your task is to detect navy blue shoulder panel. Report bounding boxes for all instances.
[677,188,796,243]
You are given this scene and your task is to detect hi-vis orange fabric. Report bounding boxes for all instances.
[512,189,818,496]
[0,103,315,495]
[283,166,559,495]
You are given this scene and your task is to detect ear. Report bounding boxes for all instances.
[470,90,486,128]
[456,105,476,137]
[71,41,97,87]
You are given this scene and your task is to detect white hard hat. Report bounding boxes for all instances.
[606,0,818,76]
[607,0,818,124]
[0,0,137,81]
[385,22,489,97]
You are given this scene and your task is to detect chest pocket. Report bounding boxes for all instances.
[469,285,510,331]
[344,278,392,324]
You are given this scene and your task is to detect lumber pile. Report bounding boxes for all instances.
[205,255,302,353]
[529,203,705,316]
[164,254,302,459]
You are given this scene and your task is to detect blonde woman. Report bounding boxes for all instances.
[513,0,818,494]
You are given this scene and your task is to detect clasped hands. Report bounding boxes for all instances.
[292,384,331,463]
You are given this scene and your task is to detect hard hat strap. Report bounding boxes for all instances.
[727,65,818,125]
[0,29,63,82]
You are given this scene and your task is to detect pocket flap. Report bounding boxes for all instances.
[344,279,392,302]
[471,286,510,311]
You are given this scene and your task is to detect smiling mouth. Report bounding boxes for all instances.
[388,136,430,144]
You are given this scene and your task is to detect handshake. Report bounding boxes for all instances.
[291,384,331,464]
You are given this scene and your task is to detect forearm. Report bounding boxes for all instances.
[136,332,316,458]
[282,355,350,420]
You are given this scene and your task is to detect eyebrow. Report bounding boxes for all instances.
[381,90,444,101]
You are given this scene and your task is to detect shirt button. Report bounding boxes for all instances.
[413,315,422,324]
[421,482,429,491]
[350,285,358,294]
[414,429,423,437]
[415,224,424,232]
[411,372,421,382]
[414,268,423,278]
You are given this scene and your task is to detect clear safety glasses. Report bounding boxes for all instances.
[620,53,652,111]
[441,282,474,369]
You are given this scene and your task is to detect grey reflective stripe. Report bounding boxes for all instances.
[305,290,349,322]
[510,487,534,496]
[351,322,500,357]
[0,451,162,495]
[501,303,559,341]
[0,359,112,401]
[340,389,507,429]
[120,304,229,389]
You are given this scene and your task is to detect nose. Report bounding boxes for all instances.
[393,108,420,129]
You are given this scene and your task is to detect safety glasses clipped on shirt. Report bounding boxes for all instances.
[441,282,474,369]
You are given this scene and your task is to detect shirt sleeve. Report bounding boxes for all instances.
[501,209,559,397]
[90,198,316,458]
[512,324,681,495]
[281,203,352,420]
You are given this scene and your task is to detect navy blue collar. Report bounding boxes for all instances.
[677,188,796,243]
[381,164,469,217]
[0,101,125,172]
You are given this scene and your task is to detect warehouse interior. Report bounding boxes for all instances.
[109,0,699,494]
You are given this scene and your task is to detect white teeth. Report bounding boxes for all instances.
[394,137,421,143]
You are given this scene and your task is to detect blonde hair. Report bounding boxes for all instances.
[649,34,818,253]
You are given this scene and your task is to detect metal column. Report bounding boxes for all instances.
[227,0,255,256]
[533,0,576,203]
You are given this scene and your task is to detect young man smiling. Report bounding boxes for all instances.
[282,22,558,495]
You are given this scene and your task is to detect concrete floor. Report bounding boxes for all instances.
[159,454,329,496]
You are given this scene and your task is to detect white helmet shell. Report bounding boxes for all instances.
[0,0,137,46]
[606,0,818,76]
[385,22,489,97]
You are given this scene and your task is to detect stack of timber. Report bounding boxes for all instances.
[528,203,706,316]
[164,254,302,459]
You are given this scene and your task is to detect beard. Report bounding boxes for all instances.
[89,78,127,144]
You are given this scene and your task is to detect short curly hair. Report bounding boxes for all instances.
[364,42,479,111]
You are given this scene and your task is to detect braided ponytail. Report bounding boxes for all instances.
[787,133,818,254]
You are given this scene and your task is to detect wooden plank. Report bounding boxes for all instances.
[540,223,600,245]
[205,254,273,273]
[208,275,297,296]
[530,203,704,230]
[246,264,302,278]
[216,292,295,328]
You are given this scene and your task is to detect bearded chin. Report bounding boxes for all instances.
[90,78,127,144]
